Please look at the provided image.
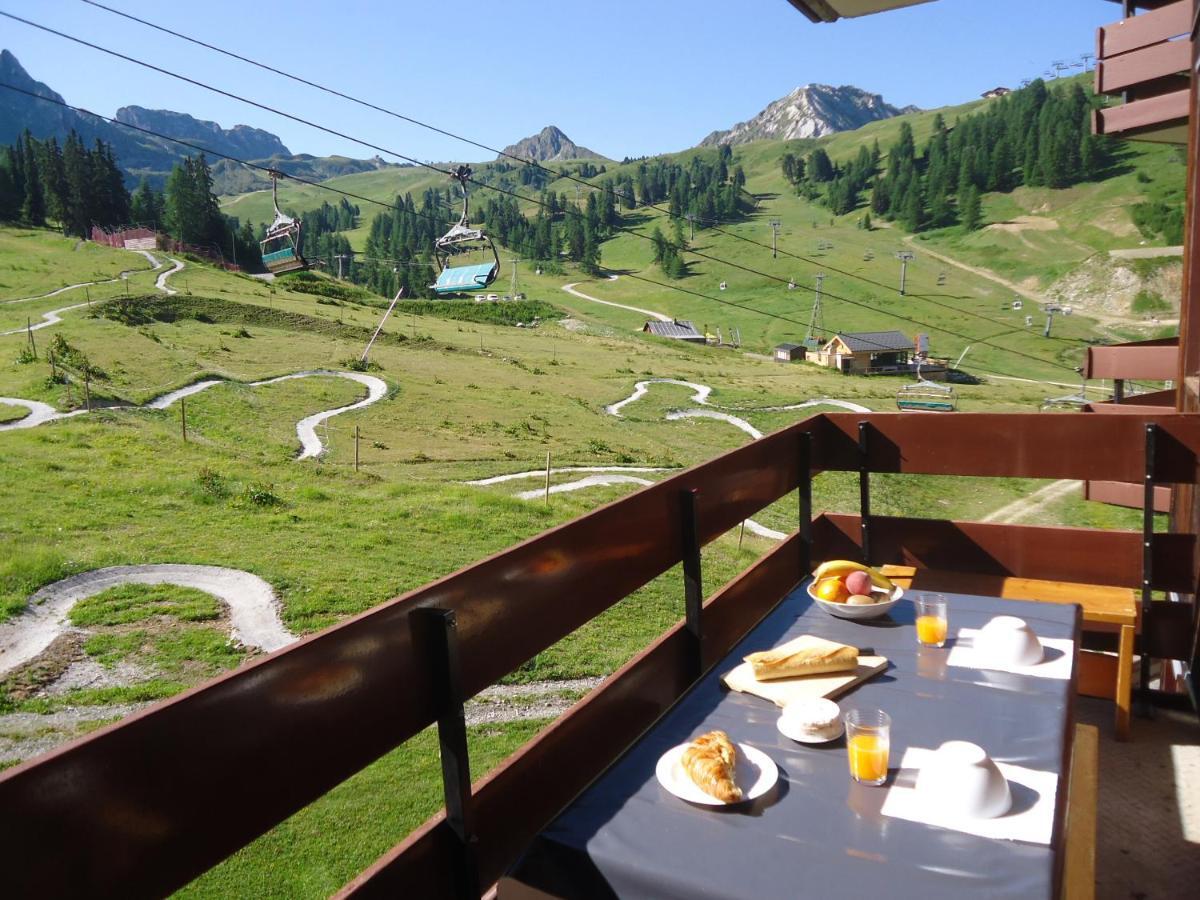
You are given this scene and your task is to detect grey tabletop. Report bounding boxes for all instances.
[508,584,1081,900]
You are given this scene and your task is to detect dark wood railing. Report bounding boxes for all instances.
[1,412,1198,899]
[1095,0,1193,142]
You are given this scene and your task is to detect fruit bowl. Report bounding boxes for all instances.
[806,582,904,619]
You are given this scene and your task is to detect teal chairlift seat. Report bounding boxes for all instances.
[431,165,500,296]
[896,360,957,412]
[259,170,308,275]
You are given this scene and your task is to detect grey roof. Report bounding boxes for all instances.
[645,320,703,339]
[775,342,804,351]
[832,330,914,352]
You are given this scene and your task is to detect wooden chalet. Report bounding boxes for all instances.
[812,329,914,373]
[1,2,1198,898]
[773,341,806,362]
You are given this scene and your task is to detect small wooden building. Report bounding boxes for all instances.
[643,320,706,344]
[774,343,806,362]
[812,330,914,374]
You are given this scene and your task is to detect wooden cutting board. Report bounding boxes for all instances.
[722,654,889,708]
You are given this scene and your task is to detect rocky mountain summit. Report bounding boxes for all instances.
[500,125,607,162]
[700,84,917,146]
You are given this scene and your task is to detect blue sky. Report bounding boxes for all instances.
[4,0,1115,162]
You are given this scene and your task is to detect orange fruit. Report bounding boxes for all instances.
[814,577,848,603]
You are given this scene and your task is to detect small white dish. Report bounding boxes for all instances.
[977,616,1044,667]
[914,740,1012,819]
[807,583,904,619]
[778,698,844,744]
[655,741,778,806]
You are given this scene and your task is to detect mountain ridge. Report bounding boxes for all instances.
[700,83,917,146]
[499,126,608,162]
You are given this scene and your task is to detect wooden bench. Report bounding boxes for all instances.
[1063,724,1099,900]
[881,567,1138,741]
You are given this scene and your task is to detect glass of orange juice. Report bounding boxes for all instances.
[845,708,890,786]
[915,593,949,648]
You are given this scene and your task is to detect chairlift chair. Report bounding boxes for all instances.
[1040,369,1089,411]
[430,165,500,295]
[896,359,958,412]
[259,170,308,275]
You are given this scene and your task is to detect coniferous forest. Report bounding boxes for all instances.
[779,79,1155,236]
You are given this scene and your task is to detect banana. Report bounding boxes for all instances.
[812,559,869,580]
[812,560,894,592]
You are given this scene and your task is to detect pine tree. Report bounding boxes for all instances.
[960,185,983,232]
[20,131,45,226]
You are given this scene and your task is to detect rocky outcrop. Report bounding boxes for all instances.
[700,84,915,146]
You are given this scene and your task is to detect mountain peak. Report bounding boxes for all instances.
[500,125,607,162]
[700,84,916,147]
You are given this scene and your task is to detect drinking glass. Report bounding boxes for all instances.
[845,708,890,786]
[915,593,949,648]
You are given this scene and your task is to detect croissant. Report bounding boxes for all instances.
[682,730,741,803]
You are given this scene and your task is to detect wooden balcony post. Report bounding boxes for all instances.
[798,432,813,577]
[1140,425,1158,715]
[858,422,873,564]
[680,488,704,677]
[412,608,480,900]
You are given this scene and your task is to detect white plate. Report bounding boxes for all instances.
[777,714,845,745]
[655,741,778,806]
[806,583,904,619]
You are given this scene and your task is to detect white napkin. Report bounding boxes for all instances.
[945,628,1074,680]
[880,746,1059,844]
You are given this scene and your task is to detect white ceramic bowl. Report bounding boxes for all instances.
[807,583,904,620]
[915,740,1011,819]
[977,616,1043,667]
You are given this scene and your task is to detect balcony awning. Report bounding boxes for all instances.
[783,0,935,22]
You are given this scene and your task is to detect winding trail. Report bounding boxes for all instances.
[155,256,185,295]
[665,408,762,439]
[1,249,182,335]
[0,302,91,336]
[562,276,671,323]
[981,479,1081,525]
[466,465,671,486]
[0,564,297,678]
[515,473,654,500]
[0,370,386,459]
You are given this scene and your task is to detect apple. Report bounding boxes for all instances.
[845,570,873,596]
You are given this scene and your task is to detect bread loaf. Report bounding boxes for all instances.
[744,635,858,681]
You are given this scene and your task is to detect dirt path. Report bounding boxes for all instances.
[155,257,184,295]
[981,479,1081,525]
[562,276,671,323]
[0,564,296,678]
[903,234,1044,304]
[0,370,387,459]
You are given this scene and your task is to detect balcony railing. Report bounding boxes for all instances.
[1,412,1197,898]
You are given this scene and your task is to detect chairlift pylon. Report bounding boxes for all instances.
[259,170,308,275]
[430,165,500,295]
[896,359,957,412]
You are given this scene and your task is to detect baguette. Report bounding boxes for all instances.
[744,635,858,681]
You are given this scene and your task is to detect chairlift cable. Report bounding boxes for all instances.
[0,73,1076,377]
[72,0,1083,347]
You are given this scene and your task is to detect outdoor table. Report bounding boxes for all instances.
[504,582,1081,899]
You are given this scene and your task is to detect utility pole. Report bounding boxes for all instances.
[1044,309,1056,338]
[685,213,695,242]
[334,253,351,280]
[768,218,782,259]
[806,273,825,343]
[896,251,914,296]
[1080,52,1095,72]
